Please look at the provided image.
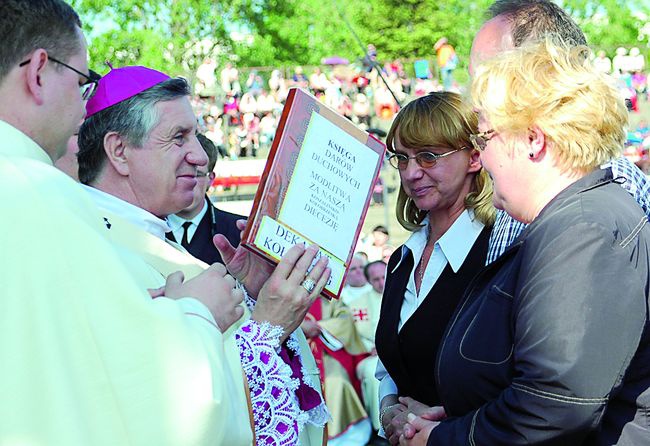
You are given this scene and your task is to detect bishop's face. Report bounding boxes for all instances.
[54,130,81,180]
[123,97,207,218]
[183,167,214,216]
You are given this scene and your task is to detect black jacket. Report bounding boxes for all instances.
[167,198,243,265]
[429,169,650,445]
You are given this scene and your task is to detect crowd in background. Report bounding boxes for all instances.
[595,47,650,173]
[593,46,647,110]
[191,44,650,177]
[190,51,457,160]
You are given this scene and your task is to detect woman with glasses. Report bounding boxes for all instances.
[374,91,495,445]
[403,39,650,446]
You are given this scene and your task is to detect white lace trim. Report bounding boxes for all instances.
[241,281,256,309]
[238,281,328,441]
[237,319,301,445]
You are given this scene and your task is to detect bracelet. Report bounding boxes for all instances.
[379,403,402,428]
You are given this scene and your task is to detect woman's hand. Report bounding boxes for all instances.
[397,397,446,441]
[399,414,440,446]
[382,403,408,445]
[382,397,446,444]
[399,397,447,420]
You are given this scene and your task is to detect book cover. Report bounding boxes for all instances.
[241,88,386,299]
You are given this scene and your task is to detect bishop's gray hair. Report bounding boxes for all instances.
[77,77,190,185]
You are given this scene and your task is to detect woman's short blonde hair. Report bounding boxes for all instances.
[472,37,627,173]
[386,92,495,232]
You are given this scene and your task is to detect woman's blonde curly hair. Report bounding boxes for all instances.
[472,37,627,173]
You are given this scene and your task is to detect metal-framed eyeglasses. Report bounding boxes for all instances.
[469,129,496,152]
[387,146,468,170]
[19,56,101,101]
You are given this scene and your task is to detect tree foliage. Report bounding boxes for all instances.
[562,0,650,52]
[68,0,650,75]
[353,0,491,62]
[229,0,493,68]
[69,0,233,75]
[229,0,364,67]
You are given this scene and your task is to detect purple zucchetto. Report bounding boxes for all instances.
[85,65,170,118]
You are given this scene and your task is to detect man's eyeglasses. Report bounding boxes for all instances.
[19,56,101,101]
[388,147,467,170]
[469,129,496,152]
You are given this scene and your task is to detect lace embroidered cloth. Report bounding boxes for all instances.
[236,291,329,445]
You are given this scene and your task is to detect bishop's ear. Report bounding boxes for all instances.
[103,132,130,176]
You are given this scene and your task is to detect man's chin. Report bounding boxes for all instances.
[180,196,205,215]
[180,196,194,211]
[163,196,194,217]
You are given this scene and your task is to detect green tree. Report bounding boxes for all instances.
[562,0,650,53]
[68,0,650,74]
[354,0,491,61]
[232,0,492,82]
[69,0,234,76]
[230,0,365,67]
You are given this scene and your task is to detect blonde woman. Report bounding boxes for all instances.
[375,91,495,445]
[403,38,650,446]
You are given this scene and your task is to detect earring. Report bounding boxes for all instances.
[529,152,534,158]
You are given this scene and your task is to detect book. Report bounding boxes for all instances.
[241,88,386,299]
